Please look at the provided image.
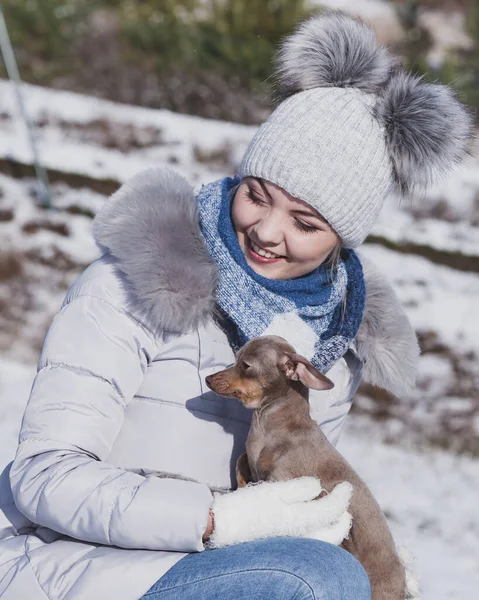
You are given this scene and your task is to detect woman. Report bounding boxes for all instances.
[0,11,471,600]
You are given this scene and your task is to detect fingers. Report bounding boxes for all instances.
[294,481,353,529]
[233,477,323,504]
[328,481,353,506]
[275,477,324,504]
[307,511,353,546]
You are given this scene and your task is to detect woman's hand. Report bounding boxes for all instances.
[202,509,215,543]
[205,477,353,549]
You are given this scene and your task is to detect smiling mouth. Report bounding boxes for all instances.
[247,236,286,259]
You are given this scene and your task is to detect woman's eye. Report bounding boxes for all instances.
[245,189,318,234]
[294,220,318,234]
[246,189,264,205]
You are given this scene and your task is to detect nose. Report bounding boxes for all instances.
[205,375,213,386]
[253,211,284,248]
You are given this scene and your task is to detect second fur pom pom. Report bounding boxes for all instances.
[275,10,394,100]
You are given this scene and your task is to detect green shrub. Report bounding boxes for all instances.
[0,0,314,121]
[197,0,314,85]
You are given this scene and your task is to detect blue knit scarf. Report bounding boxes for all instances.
[197,177,366,373]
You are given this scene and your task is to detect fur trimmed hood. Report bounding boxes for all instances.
[93,167,419,397]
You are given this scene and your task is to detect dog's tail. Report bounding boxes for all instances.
[398,545,421,599]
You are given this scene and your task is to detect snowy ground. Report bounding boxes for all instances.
[1,357,477,600]
[1,79,478,598]
[1,79,478,453]
[339,416,479,600]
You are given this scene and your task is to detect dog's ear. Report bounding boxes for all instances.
[280,353,335,391]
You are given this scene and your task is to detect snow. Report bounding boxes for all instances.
[359,244,479,352]
[340,416,479,600]
[0,80,254,185]
[0,77,478,598]
[2,79,478,252]
[374,192,479,257]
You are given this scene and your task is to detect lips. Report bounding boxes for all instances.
[247,236,285,259]
[246,235,286,264]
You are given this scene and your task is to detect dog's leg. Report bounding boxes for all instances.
[236,452,253,488]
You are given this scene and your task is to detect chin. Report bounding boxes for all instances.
[247,260,288,280]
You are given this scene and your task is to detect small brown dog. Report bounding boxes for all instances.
[205,335,408,600]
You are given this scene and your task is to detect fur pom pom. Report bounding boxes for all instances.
[376,71,474,196]
[276,10,394,100]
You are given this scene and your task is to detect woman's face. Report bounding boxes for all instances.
[231,177,340,280]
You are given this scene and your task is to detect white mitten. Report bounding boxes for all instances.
[308,510,353,545]
[207,476,353,548]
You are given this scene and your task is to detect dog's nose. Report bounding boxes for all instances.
[205,375,213,386]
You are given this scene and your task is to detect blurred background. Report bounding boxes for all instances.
[0,1,478,598]
[2,0,479,123]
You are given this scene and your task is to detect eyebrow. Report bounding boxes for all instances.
[254,178,325,222]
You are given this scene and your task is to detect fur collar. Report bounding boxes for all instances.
[93,167,419,396]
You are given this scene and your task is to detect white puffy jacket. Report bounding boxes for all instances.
[0,168,418,600]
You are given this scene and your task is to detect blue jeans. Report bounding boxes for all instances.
[141,537,371,599]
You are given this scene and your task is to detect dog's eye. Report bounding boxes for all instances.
[240,361,251,372]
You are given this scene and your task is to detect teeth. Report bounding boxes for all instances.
[251,240,282,259]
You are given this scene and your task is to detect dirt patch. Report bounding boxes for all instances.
[61,204,96,219]
[22,220,70,237]
[0,251,23,280]
[354,329,479,457]
[366,234,479,273]
[0,158,120,196]
[22,220,69,237]
[0,207,14,221]
[24,246,83,271]
[55,117,164,152]
[193,142,233,169]
[409,197,461,223]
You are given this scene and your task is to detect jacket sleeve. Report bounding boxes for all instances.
[9,292,212,552]
[310,351,363,447]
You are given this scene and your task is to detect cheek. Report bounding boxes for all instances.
[241,380,264,407]
[288,233,338,262]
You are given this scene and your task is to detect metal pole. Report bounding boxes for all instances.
[0,3,51,207]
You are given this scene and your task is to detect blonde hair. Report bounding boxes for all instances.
[324,242,342,271]
[324,242,348,321]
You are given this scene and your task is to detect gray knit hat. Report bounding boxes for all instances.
[239,11,473,248]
